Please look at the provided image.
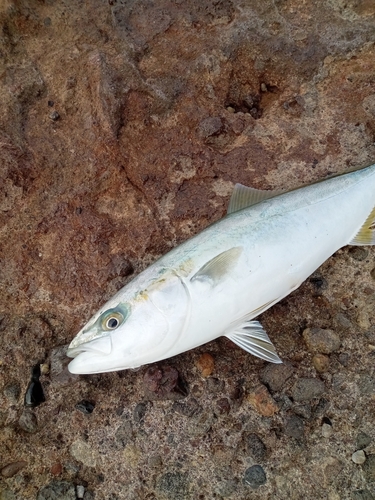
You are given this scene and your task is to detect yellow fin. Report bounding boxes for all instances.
[191,247,242,285]
[227,183,283,214]
[350,205,375,245]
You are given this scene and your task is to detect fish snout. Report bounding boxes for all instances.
[67,335,112,358]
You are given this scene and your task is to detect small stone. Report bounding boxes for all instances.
[216,397,231,414]
[198,116,223,138]
[357,431,372,449]
[3,382,21,403]
[245,433,267,461]
[70,440,98,467]
[348,247,368,261]
[302,327,341,354]
[247,384,279,416]
[75,400,95,414]
[352,450,366,464]
[226,106,235,113]
[157,472,190,500]
[148,455,163,468]
[243,465,267,489]
[313,354,330,373]
[293,378,325,402]
[195,353,215,377]
[285,415,304,439]
[322,423,333,438]
[49,110,60,121]
[18,408,38,433]
[206,377,224,393]
[51,462,62,476]
[37,480,76,500]
[362,454,375,482]
[338,353,350,366]
[1,461,27,478]
[133,402,148,423]
[24,379,45,408]
[172,398,202,417]
[187,410,214,436]
[40,363,50,375]
[260,82,267,92]
[260,362,294,392]
[76,486,85,499]
[143,365,188,401]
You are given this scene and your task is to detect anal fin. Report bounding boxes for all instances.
[225,320,282,364]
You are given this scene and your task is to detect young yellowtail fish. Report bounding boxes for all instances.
[68,163,375,374]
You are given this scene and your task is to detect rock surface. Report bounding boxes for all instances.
[1,1,375,499]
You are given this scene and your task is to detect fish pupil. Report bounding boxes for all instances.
[107,317,119,329]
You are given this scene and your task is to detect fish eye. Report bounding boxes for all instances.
[106,317,119,329]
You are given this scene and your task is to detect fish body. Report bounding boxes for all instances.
[68,163,375,374]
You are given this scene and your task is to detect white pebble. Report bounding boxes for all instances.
[76,485,85,498]
[351,450,366,464]
[321,423,333,438]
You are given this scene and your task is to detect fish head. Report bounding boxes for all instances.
[67,272,190,374]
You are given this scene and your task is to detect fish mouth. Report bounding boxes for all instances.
[67,335,112,358]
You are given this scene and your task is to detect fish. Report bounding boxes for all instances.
[67,163,375,374]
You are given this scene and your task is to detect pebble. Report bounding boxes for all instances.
[172,398,202,417]
[18,408,38,433]
[148,454,163,468]
[195,353,215,377]
[245,433,267,461]
[302,327,341,354]
[206,377,224,393]
[243,465,267,489]
[3,382,21,403]
[313,354,330,373]
[133,402,148,423]
[76,485,85,499]
[37,480,76,500]
[49,110,60,121]
[352,450,366,464]
[285,415,304,439]
[247,384,279,416]
[198,116,223,138]
[143,366,188,401]
[260,362,294,392]
[157,472,190,500]
[348,247,368,261]
[70,439,99,467]
[362,454,375,481]
[322,422,333,438]
[293,378,325,402]
[1,461,27,478]
[75,400,95,414]
[216,397,231,414]
[187,410,214,436]
[50,462,62,476]
[357,431,372,449]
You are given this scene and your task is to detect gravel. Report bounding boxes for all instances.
[243,465,267,489]
[292,378,326,402]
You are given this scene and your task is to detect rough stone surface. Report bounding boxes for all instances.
[243,465,267,489]
[303,327,341,354]
[1,1,375,499]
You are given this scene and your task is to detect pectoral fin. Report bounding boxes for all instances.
[227,183,282,214]
[349,205,375,245]
[225,320,282,363]
[191,247,242,285]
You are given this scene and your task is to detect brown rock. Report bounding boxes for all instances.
[51,462,63,476]
[247,384,279,417]
[1,460,27,478]
[312,354,330,373]
[260,362,294,392]
[143,366,188,401]
[302,328,341,354]
[196,353,215,377]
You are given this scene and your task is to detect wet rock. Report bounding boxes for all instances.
[24,363,45,408]
[302,327,341,354]
[245,433,267,461]
[243,465,267,489]
[352,490,375,500]
[260,362,294,392]
[3,382,21,403]
[1,461,27,478]
[293,378,325,402]
[313,354,330,373]
[18,408,38,433]
[362,454,375,482]
[70,439,99,467]
[157,472,190,500]
[50,346,79,386]
[143,366,188,401]
[75,400,95,414]
[195,353,215,377]
[247,384,279,416]
[172,398,202,417]
[352,450,366,464]
[285,415,304,439]
[37,480,76,500]
[357,431,372,449]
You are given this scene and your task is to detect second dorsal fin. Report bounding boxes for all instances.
[227,183,283,214]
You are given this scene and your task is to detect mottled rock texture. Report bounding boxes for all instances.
[1,1,375,499]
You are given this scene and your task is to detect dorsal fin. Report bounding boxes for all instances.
[227,183,283,214]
